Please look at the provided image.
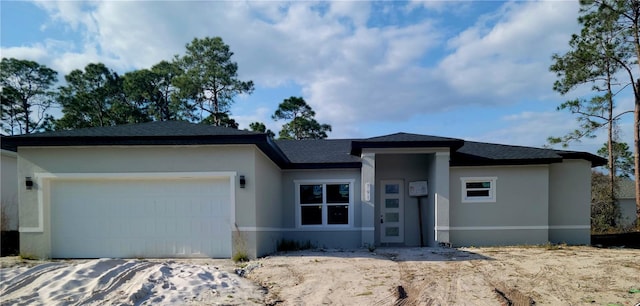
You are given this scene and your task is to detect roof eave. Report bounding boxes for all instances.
[5,134,292,168]
[283,162,362,170]
[350,140,464,156]
[556,152,607,167]
[450,158,563,167]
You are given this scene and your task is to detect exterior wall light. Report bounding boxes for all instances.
[239,175,246,188]
[25,177,34,190]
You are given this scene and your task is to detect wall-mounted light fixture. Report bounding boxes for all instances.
[25,177,34,190]
[239,175,246,188]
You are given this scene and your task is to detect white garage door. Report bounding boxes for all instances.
[50,177,231,258]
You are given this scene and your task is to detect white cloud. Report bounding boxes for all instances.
[439,1,580,102]
[470,110,608,154]
[5,0,594,142]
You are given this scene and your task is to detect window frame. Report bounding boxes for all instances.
[460,177,497,203]
[295,179,355,228]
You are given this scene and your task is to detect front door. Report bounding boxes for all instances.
[380,180,404,243]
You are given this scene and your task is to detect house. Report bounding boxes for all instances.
[617,179,638,229]
[2,121,605,259]
[1,144,18,232]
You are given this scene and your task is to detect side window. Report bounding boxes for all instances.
[461,177,497,203]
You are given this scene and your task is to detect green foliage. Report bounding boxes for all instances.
[591,171,621,233]
[0,57,58,135]
[248,122,275,138]
[597,141,634,178]
[232,251,249,263]
[56,63,149,130]
[174,37,254,125]
[201,112,239,128]
[276,239,314,252]
[123,60,195,121]
[272,96,331,140]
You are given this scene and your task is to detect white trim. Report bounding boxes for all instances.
[548,225,590,230]
[451,164,549,170]
[34,171,236,180]
[237,226,374,232]
[19,171,237,234]
[436,225,590,231]
[362,148,449,154]
[460,177,497,203]
[294,179,356,228]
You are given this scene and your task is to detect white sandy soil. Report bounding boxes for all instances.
[0,258,264,305]
[1,246,639,306]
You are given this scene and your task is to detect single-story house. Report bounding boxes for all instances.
[1,145,18,231]
[617,179,638,229]
[2,121,605,259]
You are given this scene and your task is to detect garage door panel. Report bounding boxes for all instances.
[51,178,231,258]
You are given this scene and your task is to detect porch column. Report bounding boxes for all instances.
[434,151,450,244]
[361,153,375,248]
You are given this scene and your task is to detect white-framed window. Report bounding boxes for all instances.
[295,179,354,227]
[461,177,497,203]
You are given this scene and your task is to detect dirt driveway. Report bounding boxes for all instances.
[247,246,640,305]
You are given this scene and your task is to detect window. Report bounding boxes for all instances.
[296,180,354,226]
[461,177,497,203]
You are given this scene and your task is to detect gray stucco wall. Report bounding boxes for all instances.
[252,149,283,257]
[449,165,550,246]
[1,150,18,231]
[548,160,591,244]
[618,198,637,229]
[280,169,362,249]
[17,145,261,258]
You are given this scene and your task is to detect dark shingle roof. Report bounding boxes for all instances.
[451,141,605,167]
[2,121,290,167]
[351,132,464,155]
[10,121,256,138]
[3,122,606,169]
[276,139,361,169]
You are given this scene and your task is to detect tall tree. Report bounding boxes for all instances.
[598,141,635,178]
[124,61,194,121]
[550,0,638,214]
[56,63,148,129]
[0,58,58,135]
[272,96,331,140]
[249,121,275,138]
[175,37,254,126]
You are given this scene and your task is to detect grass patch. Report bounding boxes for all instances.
[232,251,250,263]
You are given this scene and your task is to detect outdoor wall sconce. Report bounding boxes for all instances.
[239,175,246,188]
[25,177,34,190]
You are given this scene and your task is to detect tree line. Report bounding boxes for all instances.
[0,36,330,140]
[549,0,638,230]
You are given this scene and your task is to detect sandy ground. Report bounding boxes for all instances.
[1,246,639,305]
[0,257,265,305]
[247,246,640,306]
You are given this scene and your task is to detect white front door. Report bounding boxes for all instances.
[380,180,404,243]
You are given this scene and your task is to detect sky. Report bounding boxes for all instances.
[1,0,636,155]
